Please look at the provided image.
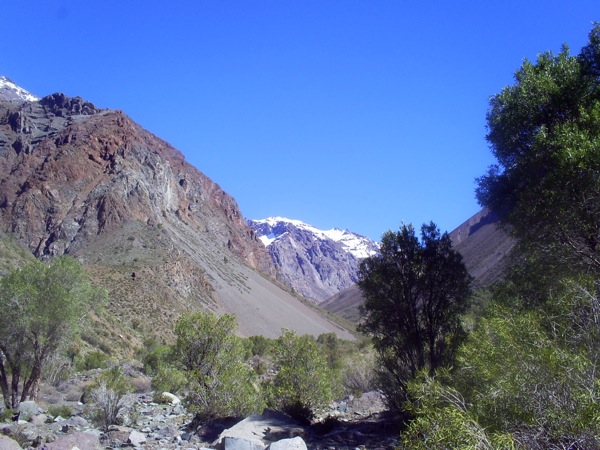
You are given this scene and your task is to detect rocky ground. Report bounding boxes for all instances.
[0,368,400,450]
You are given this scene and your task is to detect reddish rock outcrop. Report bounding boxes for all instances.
[0,94,274,275]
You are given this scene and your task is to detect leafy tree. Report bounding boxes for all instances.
[268,329,334,423]
[172,311,264,422]
[0,256,103,409]
[358,222,471,411]
[476,24,600,277]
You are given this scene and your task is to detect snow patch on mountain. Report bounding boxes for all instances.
[0,76,39,103]
[251,217,379,259]
[259,233,278,247]
[247,217,380,303]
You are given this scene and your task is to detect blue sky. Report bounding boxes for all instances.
[2,1,598,241]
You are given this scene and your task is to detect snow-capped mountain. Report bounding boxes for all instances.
[247,217,379,303]
[0,76,39,103]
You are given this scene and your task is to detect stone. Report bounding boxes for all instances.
[30,413,49,425]
[16,400,39,419]
[161,391,181,405]
[61,416,89,428]
[222,436,266,450]
[44,431,100,450]
[267,436,308,450]
[102,429,130,447]
[214,411,303,449]
[128,429,147,446]
[0,435,22,450]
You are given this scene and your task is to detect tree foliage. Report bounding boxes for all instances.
[402,370,514,450]
[0,256,103,409]
[400,25,600,448]
[401,278,600,449]
[476,23,600,276]
[267,329,334,423]
[358,222,471,411]
[172,311,264,422]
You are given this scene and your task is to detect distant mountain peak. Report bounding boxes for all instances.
[0,76,39,103]
[250,216,378,259]
[247,217,379,302]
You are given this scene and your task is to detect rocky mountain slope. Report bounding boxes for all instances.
[449,208,515,288]
[0,79,354,351]
[321,208,515,322]
[247,217,379,303]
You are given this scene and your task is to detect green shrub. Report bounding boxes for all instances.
[142,342,171,375]
[80,350,109,370]
[42,354,73,386]
[267,329,334,423]
[151,366,187,398]
[245,335,274,357]
[47,404,72,419]
[0,408,14,422]
[173,312,264,422]
[341,349,377,396]
[402,371,514,450]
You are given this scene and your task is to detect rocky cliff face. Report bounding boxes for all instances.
[0,86,354,346]
[247,217,378,303]
[0,93,272,272]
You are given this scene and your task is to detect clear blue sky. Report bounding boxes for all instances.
[2,1,598,241]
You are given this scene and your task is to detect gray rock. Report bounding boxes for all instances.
[128,429,147,446]
[222,436,266,450]
[214,411,303,450]
[267,436,308,450]
[0,434,22,450]
[44,431,100,450]
[16,400,39,419]
[61,416,89,428]
[30,413,49,425]
[161,392,181,405]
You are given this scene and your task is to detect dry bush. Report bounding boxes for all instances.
[130,375,152,393]
[341,350,377,396]
[87,381,135,430]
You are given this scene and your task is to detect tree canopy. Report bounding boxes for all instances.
[476,23,600,276]
[0,256,103,409]
[172,311,264,422]
[358,222,471,411]
[398,25,600,449]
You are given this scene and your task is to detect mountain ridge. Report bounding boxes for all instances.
[0,79,355,348]
[248,217,379,303]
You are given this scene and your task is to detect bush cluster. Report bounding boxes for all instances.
[128,311,371,425]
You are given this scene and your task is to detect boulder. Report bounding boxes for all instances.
[267,436,308,450]
[221,436,265,450]
[30,413,49,426]
[43,431,100,450]
[128,429,147,446]
[214,411,304,449]
[161,391,181,405]
[0,435,22,450]
[16,400,39,419]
